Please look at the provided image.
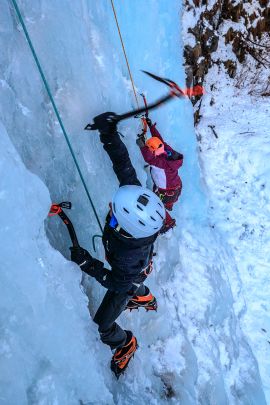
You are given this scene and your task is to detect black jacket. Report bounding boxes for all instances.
[83,130,158,293]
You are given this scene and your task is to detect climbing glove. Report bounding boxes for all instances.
[70,246,94,273]
[91,112,119,134]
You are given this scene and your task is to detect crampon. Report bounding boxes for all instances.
[126,288,157,311]
[111,331,138,378]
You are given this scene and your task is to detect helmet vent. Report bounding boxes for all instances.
[137,204,143,211]
[137,195,148,206]
[158,202,163,208]
[113,203,116,212]
[150,216,156,221]
[156,210,163,219]
[123,207,129,213]
[138,220,145,226]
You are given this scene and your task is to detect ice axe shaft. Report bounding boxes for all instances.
[140,93,148,118]
[117,93,173,122]
[142,70,185,96]
[116,70,185,121]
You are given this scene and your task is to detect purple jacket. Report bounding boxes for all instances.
[140,124,183,190]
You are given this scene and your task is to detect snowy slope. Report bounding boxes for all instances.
[182,1,270,400]
[0,0,267,404]
[181,2,270,399]
[197,62,270,402]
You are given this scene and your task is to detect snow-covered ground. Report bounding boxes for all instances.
[198,62,270,402]
[0,0,267,404]
[182,3,270,401]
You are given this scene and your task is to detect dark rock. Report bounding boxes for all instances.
[201,27,219,54]
[232,34,246,63]
[224,60,237,78]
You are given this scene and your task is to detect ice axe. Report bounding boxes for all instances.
[84,71,187,130]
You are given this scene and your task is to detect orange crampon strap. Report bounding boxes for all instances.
[113,336,137,369]
[48,204,62,216]
[132,291,154,304]
[126,291,157,311]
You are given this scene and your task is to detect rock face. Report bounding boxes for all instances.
[183,0,270,119]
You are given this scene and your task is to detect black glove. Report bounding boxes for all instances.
[136,134,145,148]
[145,117,152,127]
[70,246,93,272]
[168,151,184,161]
[91,112,118,134]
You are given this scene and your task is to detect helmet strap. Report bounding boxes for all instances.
[109,214,118,229]
[109,214,133,238]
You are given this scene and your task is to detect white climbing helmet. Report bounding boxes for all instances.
[112,185,166,238]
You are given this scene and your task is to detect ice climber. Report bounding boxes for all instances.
[136,116,184,234]
[69,112,166,377]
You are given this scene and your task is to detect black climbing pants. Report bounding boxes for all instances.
[93,284,146,350]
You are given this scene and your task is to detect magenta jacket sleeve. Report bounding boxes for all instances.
[168,153,184,170]
[149,124,165,143]
[149,124,172,152]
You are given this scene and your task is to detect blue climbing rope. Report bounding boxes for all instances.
[10,0,103,232]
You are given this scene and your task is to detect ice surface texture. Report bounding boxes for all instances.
[0,1,266,404]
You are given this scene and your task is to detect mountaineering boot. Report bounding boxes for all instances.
[111,331,138,378]
[160,211,176,235]
[126,286,157,311]
[159,218,176,234]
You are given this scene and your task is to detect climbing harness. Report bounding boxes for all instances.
[154,186,182,210]
[10,0,103,232]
